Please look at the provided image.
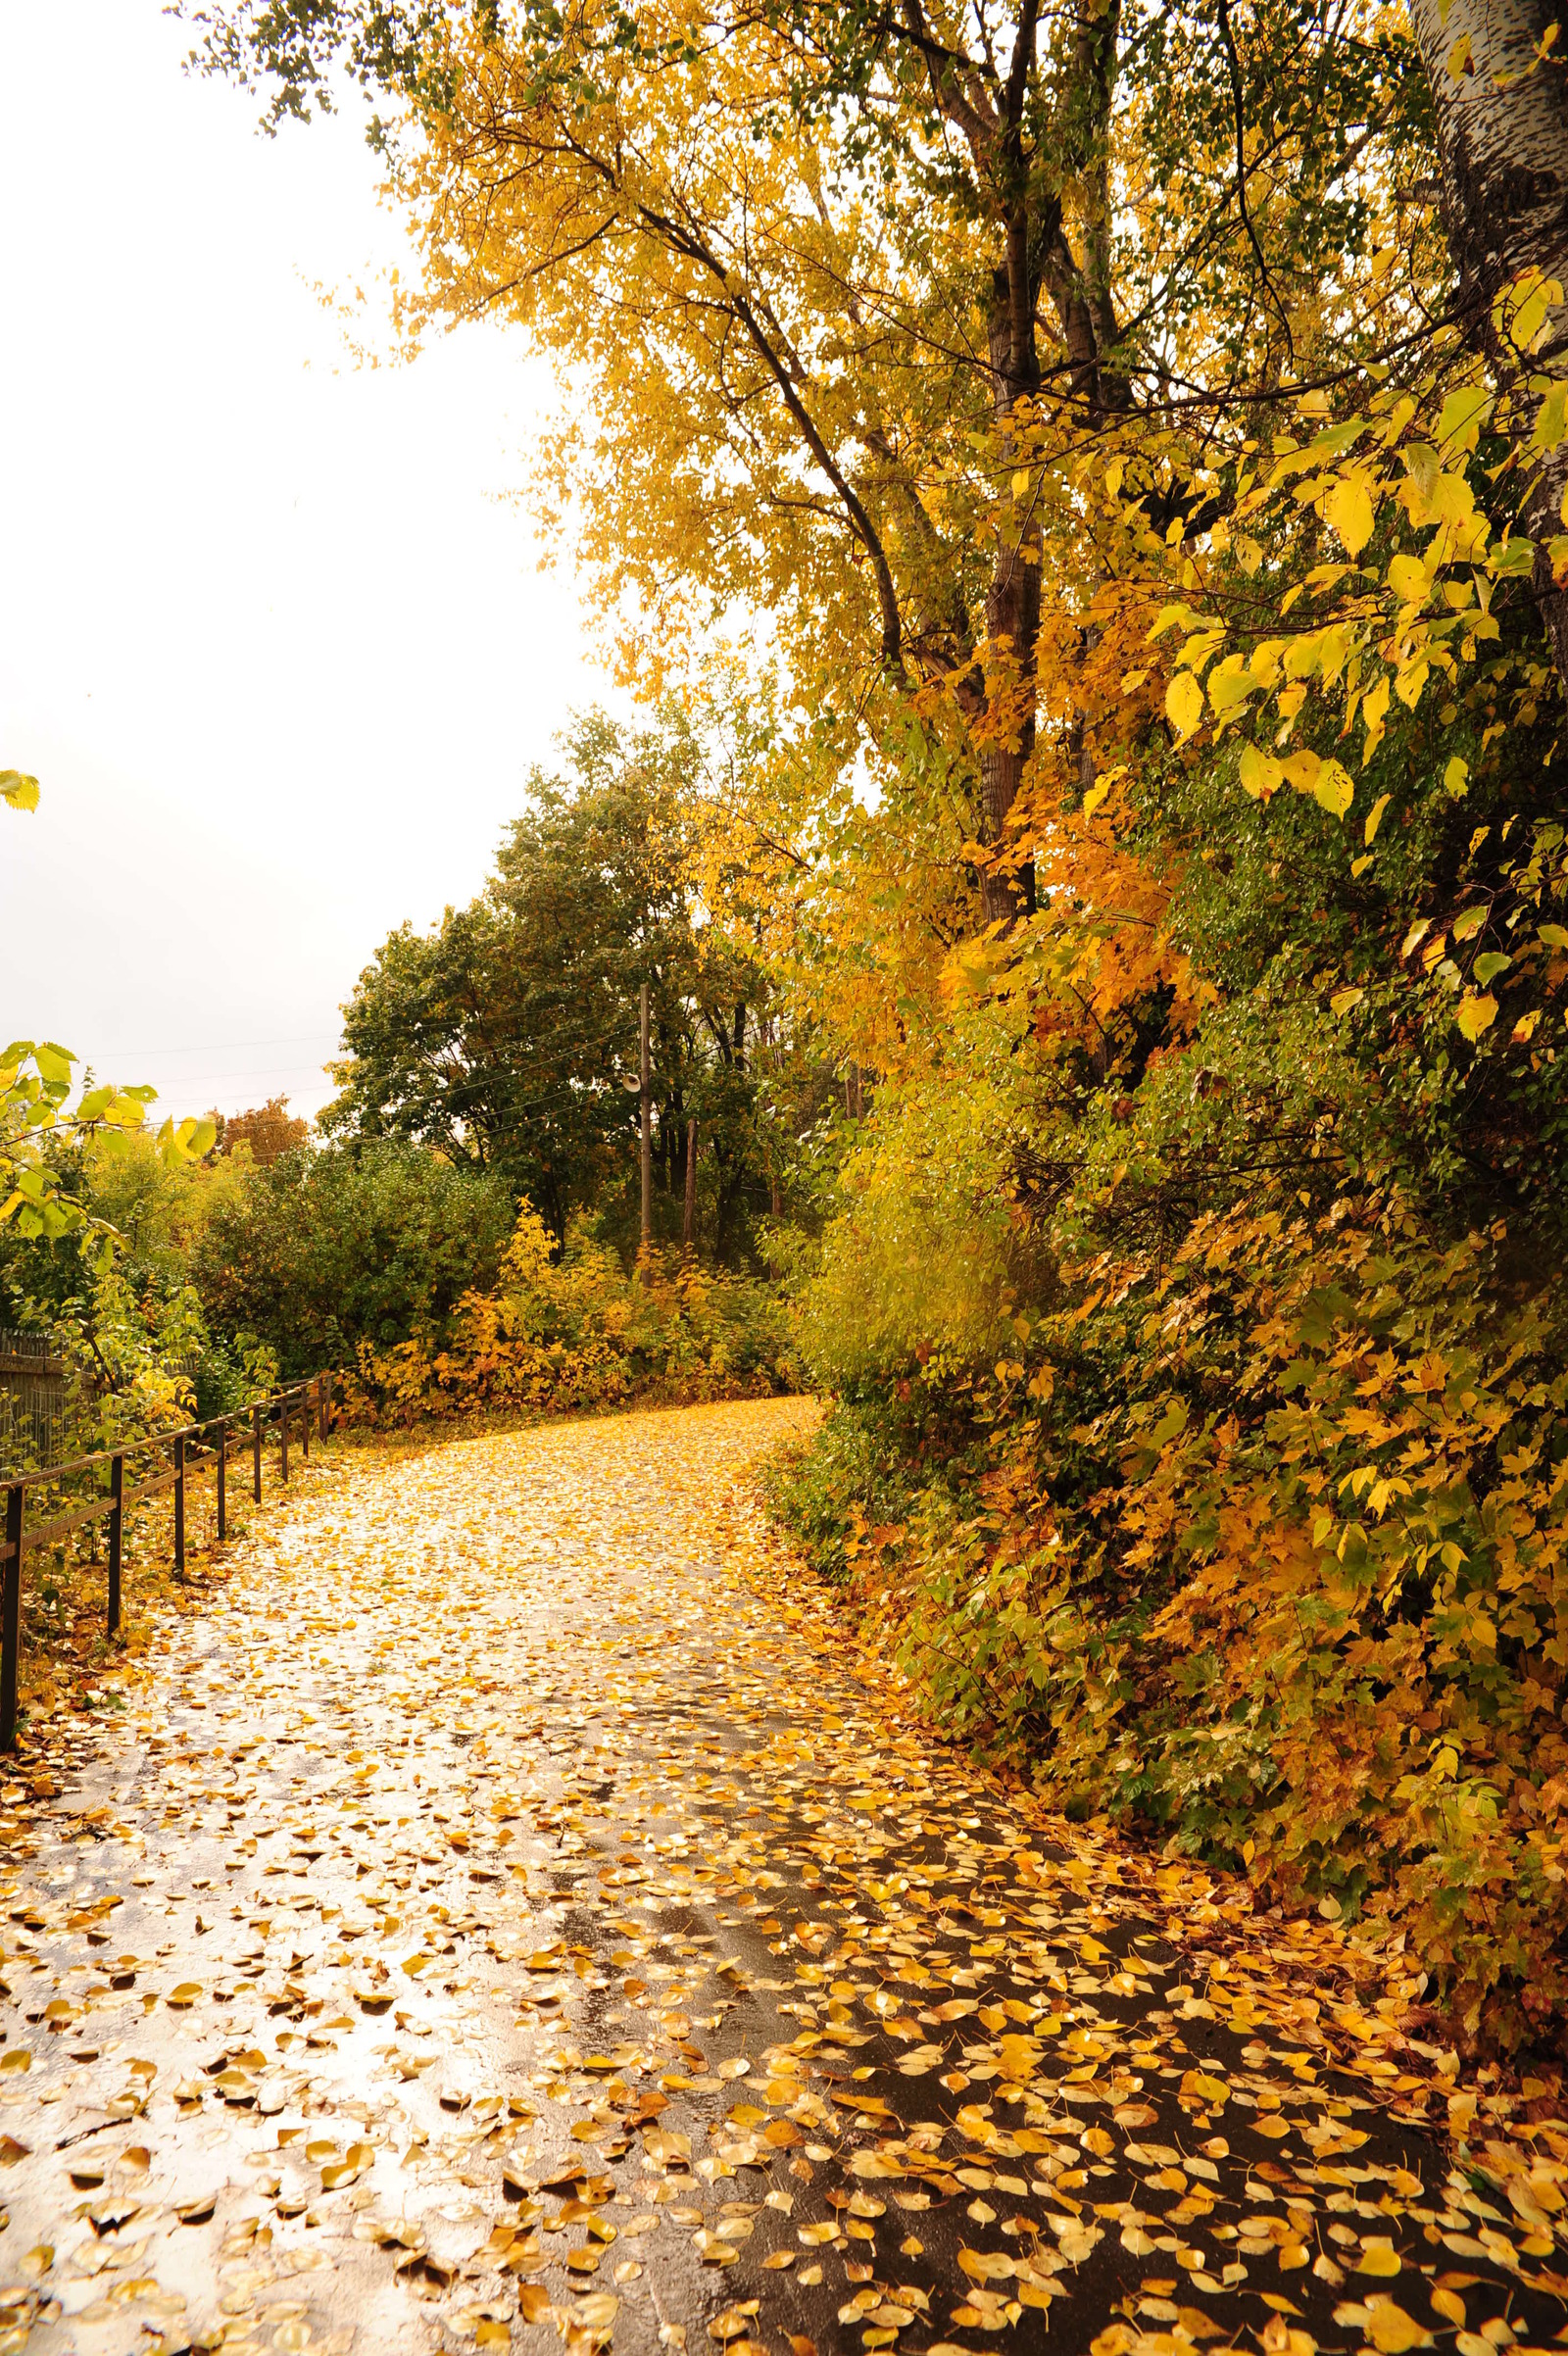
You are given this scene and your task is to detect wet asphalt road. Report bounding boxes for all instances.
[0,1400,1562,2356]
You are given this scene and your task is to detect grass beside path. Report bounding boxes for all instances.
[0,1399,1563,2356]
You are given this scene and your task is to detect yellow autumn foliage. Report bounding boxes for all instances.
[340,1203,795,1425]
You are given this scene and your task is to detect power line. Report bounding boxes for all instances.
[106,1068,341,1096]
[77,1031,343,1059]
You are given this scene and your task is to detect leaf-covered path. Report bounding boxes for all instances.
[2,1400,1566,2356]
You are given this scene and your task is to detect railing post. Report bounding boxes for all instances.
[1,1483,22,1753]
[253,1402,262,1504]
[108,1454,123,1635]
[217,1421,227,1546]
[280,1400,289,1485]
[173,1435,185,1575]
[318,1373,329,1445]
[302,1386,310,1461]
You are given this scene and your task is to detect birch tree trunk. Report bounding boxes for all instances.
[1406,0,1568,686]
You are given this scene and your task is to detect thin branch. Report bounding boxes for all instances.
[1214,0,1296,363]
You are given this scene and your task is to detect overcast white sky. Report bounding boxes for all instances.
[0,0,614,1124]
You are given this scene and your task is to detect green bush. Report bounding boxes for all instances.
[192,1142,514,1379]
[765,1394,968,1587]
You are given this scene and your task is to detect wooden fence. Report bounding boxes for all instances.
[0,1371,333,1750]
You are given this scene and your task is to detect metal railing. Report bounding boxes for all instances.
[0,1372,334,1750]
[0,1329,71,1475]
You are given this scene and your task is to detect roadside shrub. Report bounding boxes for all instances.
[783,1153,1568,2056]
[340,1202,796,1422]
[192,1141,514,1378]
[765,1393,971,1587]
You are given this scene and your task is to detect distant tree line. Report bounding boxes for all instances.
[323,711,803,1260]
[0,714,847,1395]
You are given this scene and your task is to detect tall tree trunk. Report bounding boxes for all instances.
[1406,0,1568,687]
[639,980,652,1256]
[968,1,1121,926]
[683,1118,699,1252]
[977,234,1044,930]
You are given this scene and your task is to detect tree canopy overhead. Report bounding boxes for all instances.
[193,0,1513,906]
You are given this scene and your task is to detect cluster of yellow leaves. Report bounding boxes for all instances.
[0,1040,213,1248]
[1159,280,1565,728]
[1139,270,1568,1039]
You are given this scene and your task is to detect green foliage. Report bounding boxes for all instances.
[833,1185,1568,2055]
[191,1140,515,1380]
[0,1041,213,1262]
[188,1327,282,1423]
[1,1264,275,1473]
[793,1026,1041,1392]
[765,1394,946,1588]
[326,711,775,1259]
[0,1105,277,1467]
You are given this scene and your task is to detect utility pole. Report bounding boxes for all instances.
[683,1117,700,1252]
[640,980,653,1255]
